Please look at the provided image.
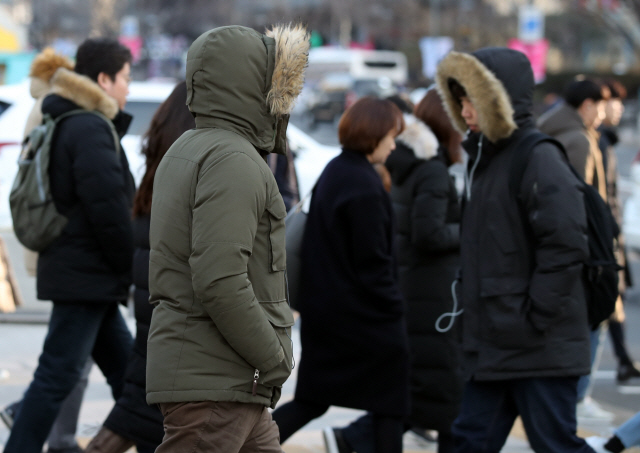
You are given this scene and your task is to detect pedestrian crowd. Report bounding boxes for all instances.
[2,21,640,453]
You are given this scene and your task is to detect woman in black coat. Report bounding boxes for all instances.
[272,97,410,453]
[85,82,195,453]
[385,89,464,453]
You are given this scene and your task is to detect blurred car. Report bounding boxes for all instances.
[287,122,340,198]
[624,151,640,251]
[304,74,400,128]
[0,79,177,229]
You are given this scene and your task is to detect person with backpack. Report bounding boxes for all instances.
[538,79,616,422]
[1,46,93,453]
[435,48,593,452]
[4,38,135,453]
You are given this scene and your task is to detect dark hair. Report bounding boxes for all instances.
[414,89,463,164]
[75,38,132,82]
[338,97,404,154]
[133,82,195,217]
[563,79,607,109]
[385,94,413,115]
[603,79,627,100]
[448,78,467,103]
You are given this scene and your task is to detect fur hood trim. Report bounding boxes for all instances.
[50,68,119,119]
[29,47,75,99]
[265,23,310,116]
[30,77,50,99]
[396,116,439,160]
[436,51,516,143]
[30,47,74,82]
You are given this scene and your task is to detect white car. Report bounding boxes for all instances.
[624,154,640,251]
[0,79,177,229]
[287,123,340,198]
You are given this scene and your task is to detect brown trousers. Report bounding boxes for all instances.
[156,401,284,453]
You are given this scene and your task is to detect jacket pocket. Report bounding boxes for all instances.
[266,197,287,272]
[480,277,545,349]
[259,301,295,394]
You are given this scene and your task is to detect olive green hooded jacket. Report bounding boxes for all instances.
[146,24,309,408]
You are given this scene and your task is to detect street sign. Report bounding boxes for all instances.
[519,5,545,42]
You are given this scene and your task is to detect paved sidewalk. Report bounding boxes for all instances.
[0,230,608,452]
[0,320,540,453]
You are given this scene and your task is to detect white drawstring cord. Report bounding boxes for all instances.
[464,133,483,201]
[435,279,464,333]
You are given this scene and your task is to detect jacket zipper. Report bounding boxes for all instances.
[252,369,259,396]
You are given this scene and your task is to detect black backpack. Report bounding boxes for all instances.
[508,130,619,331]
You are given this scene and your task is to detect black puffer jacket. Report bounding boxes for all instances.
[435,48,591,380]
[103,215,163,449]
[386,119,463,431]
[36,68,135,303]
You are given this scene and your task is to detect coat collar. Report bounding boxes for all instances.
[49,67,119,120]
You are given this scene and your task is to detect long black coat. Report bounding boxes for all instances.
[386,123,463,431]
[294,150,410,416]
[436,47,591,380]
[37,90,135,303]
[103,215,163,449]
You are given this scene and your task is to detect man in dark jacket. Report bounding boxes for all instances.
[435,48,593,452]
[538,79,613,421]
[4,38,135,453]
[598,80,640,384]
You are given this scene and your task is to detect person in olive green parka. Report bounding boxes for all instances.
[146,24,309,452]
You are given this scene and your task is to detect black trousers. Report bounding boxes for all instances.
[452,377,594,453]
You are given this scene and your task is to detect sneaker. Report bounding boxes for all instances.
[0,401,19,429]
[577,397,614,422]
[409,427,438,443]
[322,427,353,453]
[585,436,609,453]
[616,362,640,382]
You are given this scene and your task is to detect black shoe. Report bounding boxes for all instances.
[0,401,20,429]
[322,427,353,453]
[617,362,640,382]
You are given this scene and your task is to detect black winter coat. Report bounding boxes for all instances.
[37,88,135,303]
[294,150,410,416]
[103,215,163,449]
[436,47,591,380]
[386,122,463,431]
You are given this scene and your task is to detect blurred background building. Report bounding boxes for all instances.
[0,0,639,91]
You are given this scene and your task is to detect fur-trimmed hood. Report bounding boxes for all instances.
[29,47,74,99]
[186,24,309,154]
[387,117,439,185]
[396,116,439,160]
[436,47,535,143]
[49,67,119,119]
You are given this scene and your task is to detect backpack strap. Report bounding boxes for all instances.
[508,130,567,198]
[52,109,121,157]
[507,130,569,255]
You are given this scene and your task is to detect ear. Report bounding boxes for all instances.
[96,72,113,91]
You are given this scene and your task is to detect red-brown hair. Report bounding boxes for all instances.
[132,81,195,217]
[338,97,404,154]
[414,89,463,164]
